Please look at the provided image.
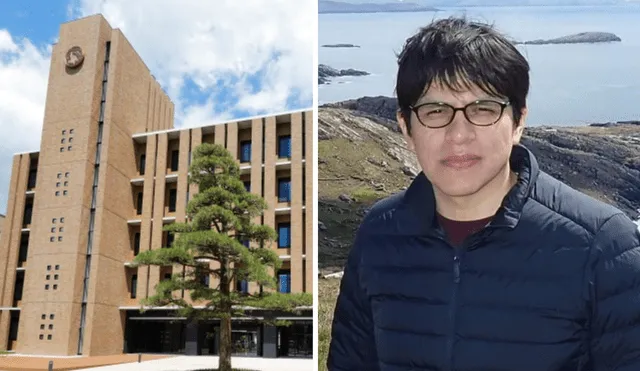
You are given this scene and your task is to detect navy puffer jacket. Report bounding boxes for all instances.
[328,144,640,371]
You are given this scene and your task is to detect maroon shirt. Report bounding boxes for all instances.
[436,212,493,247]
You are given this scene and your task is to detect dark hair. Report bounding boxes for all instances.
[395,16,530,134]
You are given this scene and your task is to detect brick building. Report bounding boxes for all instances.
[0,14,312,358]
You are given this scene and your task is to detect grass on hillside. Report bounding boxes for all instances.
[318,137,410,273]
[318,278,341,371]
[318,138,409,199]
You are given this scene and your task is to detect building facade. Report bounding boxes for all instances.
[0,214,4,245]
[0,14,312,358]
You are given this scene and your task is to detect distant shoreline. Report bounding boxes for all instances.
[319,96,640,128]
[318,3,639,14]
[319,9,439,14]
[319,0,439,14]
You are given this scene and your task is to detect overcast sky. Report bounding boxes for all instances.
[0,0,315,215]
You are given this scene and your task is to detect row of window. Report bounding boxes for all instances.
[239,135,292,163]
[130,221,290,256]
[243,178,292,202]
[135,188,177,215]
[129,269,292,298]
[138,135,293,175]
[135,178,292,216]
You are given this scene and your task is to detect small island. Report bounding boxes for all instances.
[319,64,370,85]
[319,0,438,14]
[322,44,360,48]
[515,32,621,45]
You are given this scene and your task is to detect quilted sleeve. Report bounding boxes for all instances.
[327,228,380,371]
[589,213,640,370]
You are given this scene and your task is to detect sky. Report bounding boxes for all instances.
[0,0,315,215]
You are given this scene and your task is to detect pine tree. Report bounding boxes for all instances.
[132,142,312,371]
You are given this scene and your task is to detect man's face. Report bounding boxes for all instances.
[397,82,526,199]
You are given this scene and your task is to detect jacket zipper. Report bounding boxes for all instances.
[448,247,462,371]
[436,225,492,370]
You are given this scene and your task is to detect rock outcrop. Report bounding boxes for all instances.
[319,64,370,85]
[321,44,360,48]
[514,32,621,45]
[319,0,438,14]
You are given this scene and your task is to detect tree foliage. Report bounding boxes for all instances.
[132,142,312,346]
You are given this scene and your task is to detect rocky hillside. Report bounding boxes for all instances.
[319,64,369,85]
[318,98,640,274]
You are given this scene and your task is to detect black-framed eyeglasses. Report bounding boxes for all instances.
[409,100,511,129]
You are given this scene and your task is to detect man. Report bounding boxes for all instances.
[327,16,640,371]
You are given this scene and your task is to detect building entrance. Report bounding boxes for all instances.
[278,322,312,357]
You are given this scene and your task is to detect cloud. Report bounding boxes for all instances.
[0,30,51,214]
[0,0,315,213]
[68,0,315,126]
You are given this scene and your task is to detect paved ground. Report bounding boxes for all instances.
[77,356,313,371]
[0,354,172,371]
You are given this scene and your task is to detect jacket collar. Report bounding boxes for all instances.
[395,144,540,236]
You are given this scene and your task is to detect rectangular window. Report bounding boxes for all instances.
[278,223,291,248]
[243,181,250,192]
[166,232,174,247]
[131,274,137,299]
[170,150,179,171]
[197,266,209,287]
[237,279,248,293]
[23,202,33,226]
[13,272,23,301]
[139,154,146,175]
[133,233,141,255]
[164,273,172,281]
[240,141,252,162]
[278,178,291,202]
[28,168,37,188]
[278,135,291,158]
[136,192,143,215]
[278,270,291,293]
[168,189,177,212]
[8,313,19,341]
[18,234,29,264]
